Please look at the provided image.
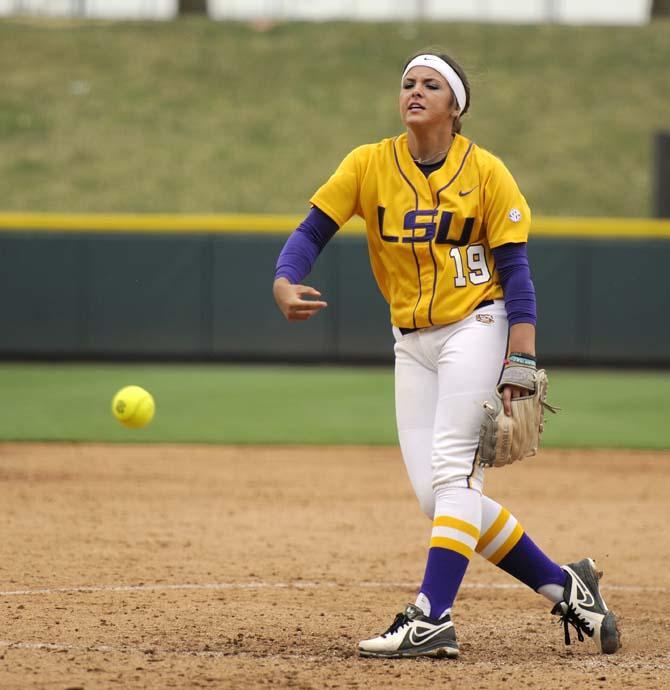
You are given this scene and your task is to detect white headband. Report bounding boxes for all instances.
[401,54,467,114]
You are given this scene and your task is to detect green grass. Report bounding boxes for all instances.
[0,364,667,449]
[0,18,669,217]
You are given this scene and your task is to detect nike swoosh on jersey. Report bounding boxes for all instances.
[458,186,479,196]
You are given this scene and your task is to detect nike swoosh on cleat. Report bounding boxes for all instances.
[458,186,479,196]
[408,622,453,646]
[566,567,596,608]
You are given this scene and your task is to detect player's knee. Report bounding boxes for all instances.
[417,492,435,519]
[433,476,480,498]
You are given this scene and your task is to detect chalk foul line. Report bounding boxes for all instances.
[0,639,331,661]
[1,639,669,671]
[0,580,665,597]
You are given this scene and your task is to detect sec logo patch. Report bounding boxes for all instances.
[508,208,522,222]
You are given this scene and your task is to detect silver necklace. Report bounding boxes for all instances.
[412,146,451,165]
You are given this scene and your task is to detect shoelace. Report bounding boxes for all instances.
[554,602,593,645]
[382,612,410,638]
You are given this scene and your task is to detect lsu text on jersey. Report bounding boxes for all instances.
[311,133,531,328]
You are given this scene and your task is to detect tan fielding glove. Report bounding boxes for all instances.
[476,367,558,468]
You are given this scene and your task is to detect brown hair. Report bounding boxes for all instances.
[403,49,470,133]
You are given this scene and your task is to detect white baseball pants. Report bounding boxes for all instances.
[393,300,509,517]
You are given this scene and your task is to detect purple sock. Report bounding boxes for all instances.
[419,547,470,619]
[496,533,566,590]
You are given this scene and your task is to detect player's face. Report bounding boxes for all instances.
[400,66,458,129]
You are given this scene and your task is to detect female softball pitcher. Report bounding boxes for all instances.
[272,50,620,658]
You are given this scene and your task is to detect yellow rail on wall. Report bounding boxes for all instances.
[1,212,670,239]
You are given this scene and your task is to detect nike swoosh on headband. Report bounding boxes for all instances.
[401,54,467,114]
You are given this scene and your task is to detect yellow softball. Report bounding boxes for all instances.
[111,385,155,429]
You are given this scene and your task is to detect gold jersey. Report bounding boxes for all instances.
[310,133,531,328]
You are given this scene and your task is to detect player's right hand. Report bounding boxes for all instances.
[273,278,328,322]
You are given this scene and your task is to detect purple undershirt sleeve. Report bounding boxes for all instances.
[491,243,537,326]
[274,206,340,284]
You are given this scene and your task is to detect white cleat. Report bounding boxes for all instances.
[551,557,621,654]
[358,604,459,658]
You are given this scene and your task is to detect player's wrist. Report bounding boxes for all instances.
[507,352,537,367]
[499,354,537,393]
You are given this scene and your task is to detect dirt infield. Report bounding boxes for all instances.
[1,444,668,689]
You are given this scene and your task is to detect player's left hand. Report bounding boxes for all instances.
[497,355,537,417]
[501,385,527,417]
[477,369,558,468]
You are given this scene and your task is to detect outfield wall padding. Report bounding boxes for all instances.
[1,231,668,364]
